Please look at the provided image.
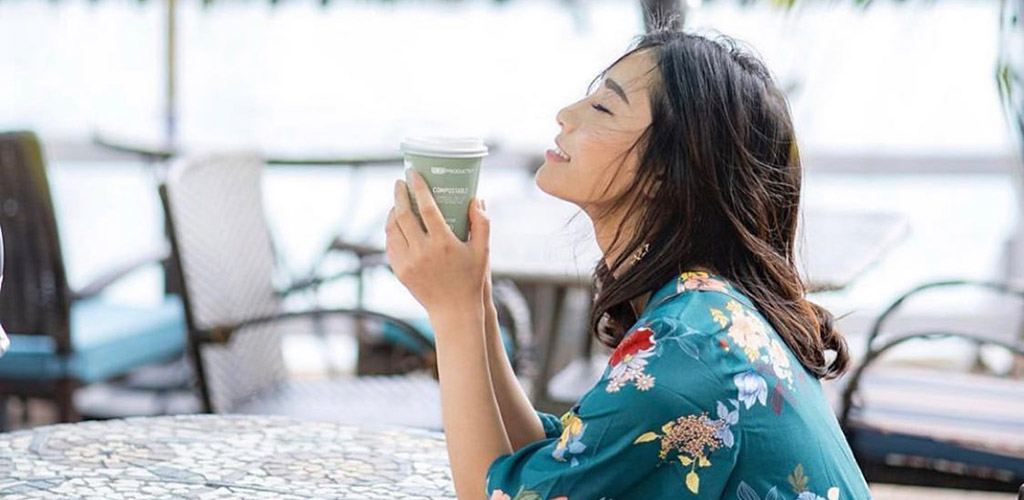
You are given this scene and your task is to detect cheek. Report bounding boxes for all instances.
[575,130,641,201]
[534,127,643,205]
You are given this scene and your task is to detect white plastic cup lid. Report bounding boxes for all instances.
[400,136,489,158]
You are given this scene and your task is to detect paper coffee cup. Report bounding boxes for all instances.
[401,136,488,242]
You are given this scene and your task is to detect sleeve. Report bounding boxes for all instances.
[536,411,564,440]
[485,307,742,500]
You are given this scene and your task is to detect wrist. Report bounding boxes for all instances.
[430,304,485,333]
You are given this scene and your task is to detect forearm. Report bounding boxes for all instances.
[483,301,547,450]
[431,308,512,500]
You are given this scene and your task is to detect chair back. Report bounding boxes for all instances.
[999,0,1024,280]
[0,225,9,355]
[160,153,286,412]
[0,131,72,352]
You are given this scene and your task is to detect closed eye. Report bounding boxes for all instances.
[591,103,613,115]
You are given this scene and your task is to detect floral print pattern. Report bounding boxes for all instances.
[734,371,768,409]
[788,464,841,500]
[677,271,730,294]
[632,400,740,494]
[485,269,870,500]
[736,467,842,500]
[720,300,770,363]
[552,412,587,466]
[606,326,658,393]
[711,298,800,415]
[489,486,570,500]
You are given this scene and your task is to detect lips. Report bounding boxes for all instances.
[554,138,571,160]
[545,148,569,163]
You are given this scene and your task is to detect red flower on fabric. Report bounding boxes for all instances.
[610,327,656,366]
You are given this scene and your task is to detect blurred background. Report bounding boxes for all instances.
[0,0,1022,497]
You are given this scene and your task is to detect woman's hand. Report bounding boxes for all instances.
[385,170,490,317]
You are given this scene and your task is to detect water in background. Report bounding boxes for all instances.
[0,0,1013,156]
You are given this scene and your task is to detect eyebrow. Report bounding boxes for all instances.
[604,78,630,106]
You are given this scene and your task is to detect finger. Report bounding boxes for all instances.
[385,206,409,252]
[469,197,490,253]
[393,179,426,246]
[406,170,450,237]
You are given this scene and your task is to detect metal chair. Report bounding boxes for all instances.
[315,234,533,379]
[0,225,9,358]
[837,280,1024,492]
[0,131,187,428]
[839,1,1024,491]
[159,152,470,428]
[307,165,534,380]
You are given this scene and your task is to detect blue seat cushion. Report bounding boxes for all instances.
[0,295,187,383]
[379,316,515,363]
[846,365,1024,483]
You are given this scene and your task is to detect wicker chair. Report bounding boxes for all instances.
[161,152,496,429]
[837,280,1024,492]
[0,131,187,428]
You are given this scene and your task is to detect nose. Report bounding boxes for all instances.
[556,103,575,133]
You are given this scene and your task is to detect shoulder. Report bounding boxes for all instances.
[641,272,755,347]
[601,286,743,398]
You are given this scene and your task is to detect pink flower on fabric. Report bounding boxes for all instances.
[678,271,729,293]
[489,490,512,500]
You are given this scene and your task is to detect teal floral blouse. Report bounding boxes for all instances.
[485,271,872,500]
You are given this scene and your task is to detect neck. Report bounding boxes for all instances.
[590,206,650,317]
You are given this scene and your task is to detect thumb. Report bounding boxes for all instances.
[469,198,490,251]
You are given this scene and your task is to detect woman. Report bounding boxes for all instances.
[384,27,872,500]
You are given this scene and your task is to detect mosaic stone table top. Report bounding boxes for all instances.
[0,414,457,499]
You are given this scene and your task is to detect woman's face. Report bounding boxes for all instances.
[536,49,657,214]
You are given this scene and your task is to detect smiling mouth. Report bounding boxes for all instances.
[552,144,571,161]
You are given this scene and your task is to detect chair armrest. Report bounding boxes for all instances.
[282,238,389,297]
[199,307,437,372]
[73,244,170,301]
[865,279,1024,350]
[329,238,385,259]
[277,268,363,296]
[279,254,390,297]
[838,330,1024,429]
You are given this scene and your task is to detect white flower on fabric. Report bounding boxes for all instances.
[734,370,768,409]
[727,309,769,361]
[767,338,793,383]
[634,373,655,391]
[796,492,826,500]
[606,379,623,393]
[607,349,653,382]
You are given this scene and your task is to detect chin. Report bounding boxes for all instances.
[534,159,589,208]
[534,161,565,199]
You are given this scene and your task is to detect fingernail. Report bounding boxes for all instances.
[480,198,487,212]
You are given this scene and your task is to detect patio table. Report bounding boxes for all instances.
[0,414,456,499]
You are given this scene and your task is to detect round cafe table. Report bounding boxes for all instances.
[0,415,456,499]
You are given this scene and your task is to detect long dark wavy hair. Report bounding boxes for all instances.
[584,27,850,380]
